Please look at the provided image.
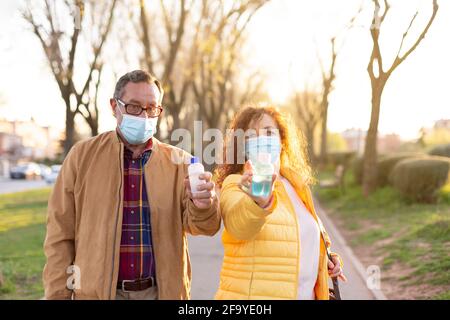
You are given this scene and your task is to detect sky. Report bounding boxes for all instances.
[0,0,449,141]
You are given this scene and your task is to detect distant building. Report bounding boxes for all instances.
[340,128,402,156]
[0,117,61,160]
[378,133,402,154]
[0,132,22,156]
[434,119,450,130]
[341,128,366,156]
[0,132,23,177]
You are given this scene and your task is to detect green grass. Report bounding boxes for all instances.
[434,290,450,300]
[314,170,450,299]
[0,188,51,299]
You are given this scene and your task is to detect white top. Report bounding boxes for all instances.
[280,177,320,300]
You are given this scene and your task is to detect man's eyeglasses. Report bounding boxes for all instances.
[116,98,163,118]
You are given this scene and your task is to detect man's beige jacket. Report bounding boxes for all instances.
[43,131,221,299]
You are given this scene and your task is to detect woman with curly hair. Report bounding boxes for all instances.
[214,105,346,300]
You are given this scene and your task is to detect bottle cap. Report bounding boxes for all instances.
[190,156,200,164]
[257,152,271,164]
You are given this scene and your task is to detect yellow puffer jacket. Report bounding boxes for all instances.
[215,166,341,300]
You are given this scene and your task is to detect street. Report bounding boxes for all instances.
[0,178,50,195]
[188,231,223,299]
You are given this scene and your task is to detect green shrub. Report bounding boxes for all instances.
[429,144,450,158]
[353,153,415,186]
[326,151,356,168]
[376,153,423,187]
[389,156,450,203]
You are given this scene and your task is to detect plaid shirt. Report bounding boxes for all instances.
[117,137,156,282]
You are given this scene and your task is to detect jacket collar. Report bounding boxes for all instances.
[280,165,316,216]
[105,130,161,163]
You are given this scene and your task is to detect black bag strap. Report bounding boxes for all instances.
[316,216,342,300]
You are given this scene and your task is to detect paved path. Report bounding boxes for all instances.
[188,198,387,300]
[314,198,386,300]
[0,178,50,195]
[188,229,223,299]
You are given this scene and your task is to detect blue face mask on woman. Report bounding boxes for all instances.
[245,135,281,164]
[117,102,158,145]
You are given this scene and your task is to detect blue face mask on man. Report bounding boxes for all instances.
[117,101,158,145]
[245,135,281,164]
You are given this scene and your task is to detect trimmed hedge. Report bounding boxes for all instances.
[326,151,356,168]
[429,144,450,158]
[389,156,450,203]
[376,153,424,187]
[352,153,420,186]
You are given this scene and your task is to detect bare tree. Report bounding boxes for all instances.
[136,0,269,141]
[362,0,439,196]
[138,0,193,139]
[317,37,337,166]
[22,0,118,155]
[317,6,363,165]
[291,90,322,164]
[192,0,269,131]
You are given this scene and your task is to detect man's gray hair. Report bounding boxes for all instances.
[113,70,164,102]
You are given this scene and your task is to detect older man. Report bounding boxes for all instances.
[43,70,220,300]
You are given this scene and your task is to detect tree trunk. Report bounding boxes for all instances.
[319,105,328,166]
[362,81,385,196]
[90,121,98,137]
[305,126,316,165]
[172,111,181,133]
[64,106,76,156]
[160,103,181,142]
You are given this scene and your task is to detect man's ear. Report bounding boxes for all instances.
[110,98,117,117]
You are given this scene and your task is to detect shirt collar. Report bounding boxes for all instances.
[116,128,153,156]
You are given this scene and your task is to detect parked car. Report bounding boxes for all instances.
[9,163,41,180]
[45,165,62,184]
[38,164,52,179]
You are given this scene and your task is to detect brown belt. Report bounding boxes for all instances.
[117,277,156,292]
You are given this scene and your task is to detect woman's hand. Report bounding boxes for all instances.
[328,255,347,282]
[239,160,277,208]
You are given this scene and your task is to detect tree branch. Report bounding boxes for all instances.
[387,0,439,75]
[79,0,117,99]
[139,0,153,74]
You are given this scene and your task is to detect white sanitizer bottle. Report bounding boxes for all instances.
[188,156,206,194]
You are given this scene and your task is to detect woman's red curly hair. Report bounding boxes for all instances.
[215,105,314,188]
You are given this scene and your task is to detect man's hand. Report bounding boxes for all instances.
[184,172,216,209]
[239,160,277,208]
